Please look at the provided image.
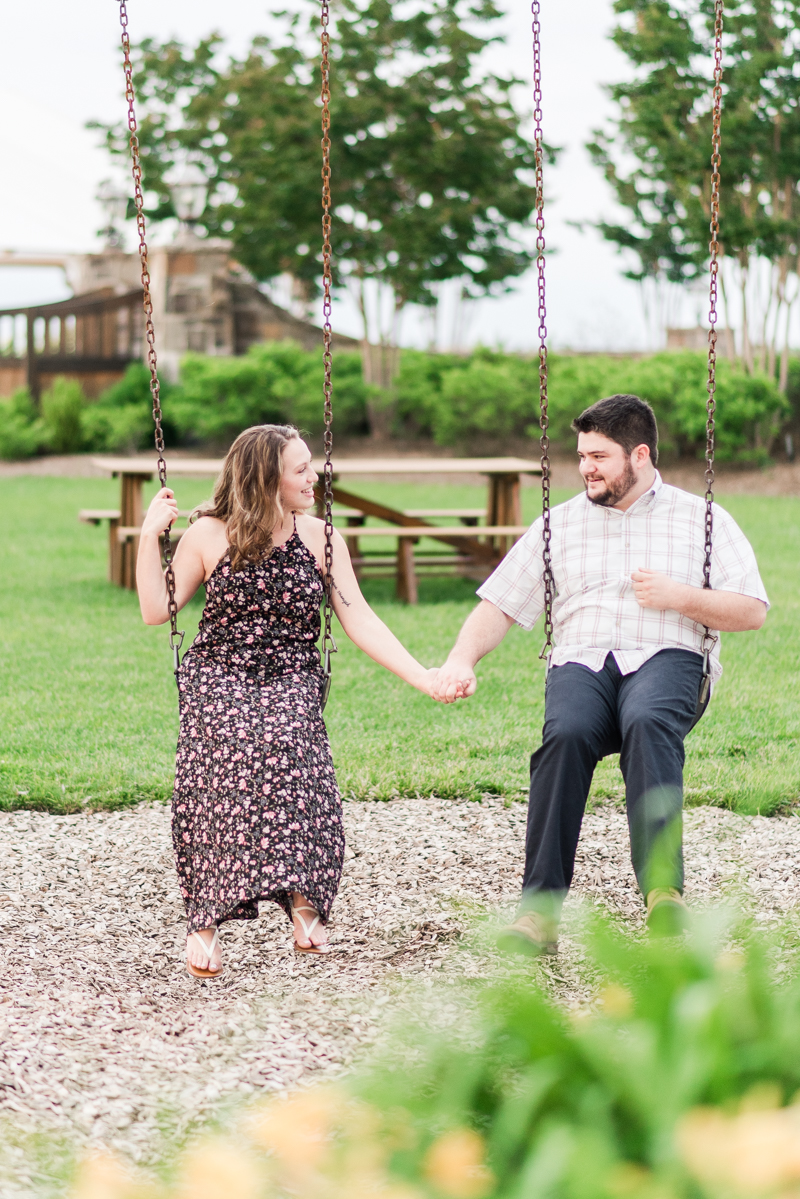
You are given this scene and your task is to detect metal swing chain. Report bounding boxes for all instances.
[319,0,337,710]
[532,0,555,661]
[118,0,184,680]
[699,0,724,696]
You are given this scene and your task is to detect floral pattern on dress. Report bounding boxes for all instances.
[172,527,343,934]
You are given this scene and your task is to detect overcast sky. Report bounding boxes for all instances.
[0,0,707,351]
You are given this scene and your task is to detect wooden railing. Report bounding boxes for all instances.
[0,289,143,398]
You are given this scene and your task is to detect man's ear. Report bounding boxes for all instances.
[632,443,651,469]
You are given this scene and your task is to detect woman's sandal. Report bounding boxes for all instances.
[186,928,223,978]
[291,905,331,955]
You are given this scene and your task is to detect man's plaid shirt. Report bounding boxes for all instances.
[477,472,768,683]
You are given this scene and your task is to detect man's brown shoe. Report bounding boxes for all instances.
[646,887,689,937]
[497,911,558,957]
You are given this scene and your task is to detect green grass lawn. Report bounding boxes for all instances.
[0,474,797,815]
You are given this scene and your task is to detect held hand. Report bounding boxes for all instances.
[413,668,458,702]
[141,487,178,538]
[631,568,687,612]
[425,667,465,703]
[421,667,443,699]
[431,661,477,704]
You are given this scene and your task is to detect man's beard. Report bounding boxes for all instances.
[585,460,637,507]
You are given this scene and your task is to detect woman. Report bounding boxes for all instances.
[137,425,437,978]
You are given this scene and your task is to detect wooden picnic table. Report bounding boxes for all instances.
[86,455,541,598]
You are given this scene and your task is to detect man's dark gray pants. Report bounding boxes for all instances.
[522,649,703,914]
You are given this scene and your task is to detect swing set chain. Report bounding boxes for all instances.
[532,0,554,660]
[697,0,724,680]
[704,0,723,594]
[118,0,184,674]
[320,0,337,681]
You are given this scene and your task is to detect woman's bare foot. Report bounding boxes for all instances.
[291,892,329,949]
[186,927,222,974]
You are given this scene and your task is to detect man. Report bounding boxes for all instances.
[433,394,768,951]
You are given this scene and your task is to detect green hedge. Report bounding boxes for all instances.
[0,390,45,460]
[0,342,791,462]
[0,378,88,459]
[395,348,790,461]
[170,341,371,443]
[77,344,371,453]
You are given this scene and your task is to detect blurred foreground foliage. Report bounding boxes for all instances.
[0,343,793,462]
[62,913,800,1198]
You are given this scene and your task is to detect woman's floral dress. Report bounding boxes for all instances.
[172,527,343,934]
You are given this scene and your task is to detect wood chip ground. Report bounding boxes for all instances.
[1,797,799,1194]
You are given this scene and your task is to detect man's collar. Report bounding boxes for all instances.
[580,469,663,514]
[626,469,662,512]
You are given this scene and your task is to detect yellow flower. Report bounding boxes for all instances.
[715,950,746,974]
[174,1139,263,1199]
[69,1153,146,1199]
[677,1103,800,1194]
[598,985,634,1019]
[380,1187,427,1199]
[248,1086,344,1184]
[604,1162,675,1199]
[739,1082,783,1113]
[424,1129,494,1199]
[605,1162,652,1198]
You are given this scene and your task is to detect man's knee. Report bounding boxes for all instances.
[621,654,702,743]
[623,708,684,750]
[541,663,619,756]
[541,709,607,757]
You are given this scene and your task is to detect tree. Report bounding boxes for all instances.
[94,0,540,352]
[588,0,800,391]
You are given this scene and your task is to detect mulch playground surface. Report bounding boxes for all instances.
[2,795,799,1188]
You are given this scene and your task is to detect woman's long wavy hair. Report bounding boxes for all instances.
[198,424,302,571]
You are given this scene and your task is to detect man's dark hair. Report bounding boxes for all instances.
[571,394,658,466]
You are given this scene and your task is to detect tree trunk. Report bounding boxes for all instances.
[768,259,787,382]
[361,340,401,440]
[757,262,774,375]
[778,255,799,395]
[719,266,738,365]
[739,256,754,375]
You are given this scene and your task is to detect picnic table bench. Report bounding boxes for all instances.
[338,525,530,602]
[84,455,540,601]
[79,507,195,585]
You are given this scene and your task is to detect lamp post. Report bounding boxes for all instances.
[96,179,129,249]
[168,163,208,236]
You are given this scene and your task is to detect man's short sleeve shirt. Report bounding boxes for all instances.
[476,472,768,682]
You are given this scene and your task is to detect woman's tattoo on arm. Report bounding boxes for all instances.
[334,582,351,607]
